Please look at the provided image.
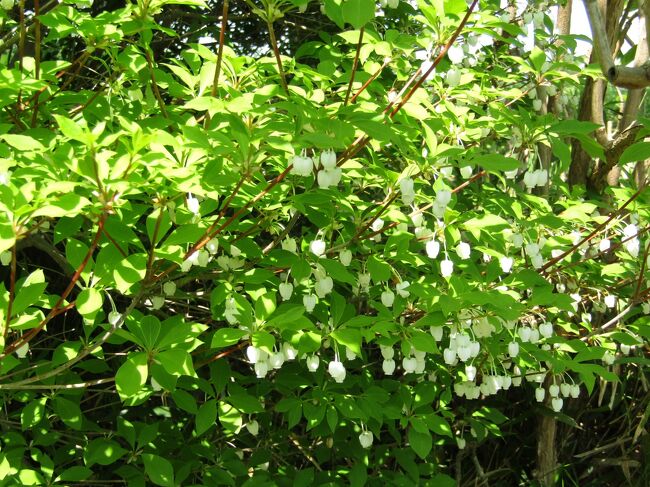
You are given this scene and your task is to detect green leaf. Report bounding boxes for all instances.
[619,141,650,165]
[76,288,102,318]
[33,193,90,218]
[113,253,147,294]
[53,114,88,143]
[195,399,217,436]
[171,389,198,414]
[529,46,546,71]
[1,134,45,151]
[349,463,367,487]
[142,454,175,487]
[55,466,93,482]
[115,352,148,400]
[342,0,375,28]
[331,328,362,355]
[408,428,432,459]
[156,349,195,377]
[367,255,391,282]
[53,396,83,430]
[211,328,248,348]
[12,270,47,316]
[424,413,453,437]
[21,397,47,429]
[84,439,127,467]
[472,154,520,172]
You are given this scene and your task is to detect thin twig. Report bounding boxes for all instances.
[344,27,364,106]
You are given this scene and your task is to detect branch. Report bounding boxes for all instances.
[584,0,650,88]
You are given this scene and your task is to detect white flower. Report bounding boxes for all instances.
[569,384,580,398]
[382,359,396,375]
[381,290,395,307]
[246,420,259,436]
[511,233,523,248]
[380,346,394,360]
[549,384,560,398]
[440,259,454,278]
[281,237,297,253]
[303,294,317,312]
[523,171,537,189]
[339,249,352,266]
[447,45,464,64]
[291,155,314,176]
[255,360,269,378]
[518,327,531,342]
[150,296,165,310]
[426,240,440,259]
[163,281,176,296]
[443,348,456,365]
[436,189,452,206]
[456,437,466,449]
[539,322,553,338]
[310,239,326,257]
[317,168,342,188]
[525,243,540,257]
[430,326,443,341]
[402,357,417,373]
[315,276,333,298]
[532,99,542,111]
[357,273,371,292]
[15,342,29,358]
[328,360,346,383]
[396,281,410,298]
[508,341,519,358]
[551,397,563,412]
[359,430,374,449]
[604,295,617,308]
[345,347,357,361]
[465,365,477,381]
[270,352,285,369]
[598,238,610,252]
[206,238,219,254]
[187,194,200,214]
[446,67,461,87]
[460,166,472,179]
[624,238,640,257]
[602,351,615,365]
[456,242,471,260]
[0,250,11,266]
[279,282,294,301]
[499,256,513,273]
[400,178,415,205]
[530,253,544,269]
[247,346,261,364]
[197,249,210,267]
[306,355,320,372]
[535,387,546,402]
[622,223,637,239]
[282,342,298,361]
[108,311,121,326]
[320,149,337,170]
[560,383,571,397]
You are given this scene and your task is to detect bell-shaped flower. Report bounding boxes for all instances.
[339,249,352,266]
[396,281,410,298]
[315,276,333,298]
[551,397,563,412]
[381,290,395,307]
[306,355,320,372]
[246,420,259,436]
[499,256,513,273]
[320,149,337,170]
[303,294,317,312]
[402,357,417,373]
[456,242,471,260]
[426,240,440,259]
[328,360,346,383]
[310,239,326,257]
[281,237,297,253]
[291,154,314,177]
[535,387,546,402]
[440,259,454,278]
[358,430,374,449]
[206,238,219,254]
[460,166,472,179]
[382,359,396,375]
[279,282,294,301]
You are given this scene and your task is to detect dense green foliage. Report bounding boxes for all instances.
[0,0,648,485]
